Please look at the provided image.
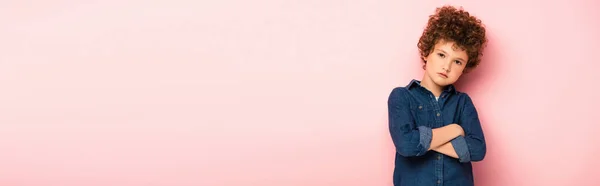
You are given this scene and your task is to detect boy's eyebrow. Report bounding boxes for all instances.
[436,49,448,54]
[436,49,466,62]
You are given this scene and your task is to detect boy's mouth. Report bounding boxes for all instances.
[437,72,448,78]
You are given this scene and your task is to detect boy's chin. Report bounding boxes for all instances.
[432,78,455,87]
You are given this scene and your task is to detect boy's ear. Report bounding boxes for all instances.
[421,56,427,70]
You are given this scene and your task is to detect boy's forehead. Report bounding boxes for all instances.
[434,40,469,60]
[435,39,465,51]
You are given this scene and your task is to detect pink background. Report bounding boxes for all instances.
[1,0,599,186]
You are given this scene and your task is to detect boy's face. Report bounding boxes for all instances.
[423,40,469,87]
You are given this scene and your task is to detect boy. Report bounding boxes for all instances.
[388,5,487,186]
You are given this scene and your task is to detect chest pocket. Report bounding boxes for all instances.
[411,103,435,127]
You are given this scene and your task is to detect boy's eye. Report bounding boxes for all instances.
[438,53,445,58]
[455,60,462,65]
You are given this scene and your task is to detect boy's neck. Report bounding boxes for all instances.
[420,77,444,97]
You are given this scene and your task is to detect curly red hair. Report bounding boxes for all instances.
[418,6,487,71]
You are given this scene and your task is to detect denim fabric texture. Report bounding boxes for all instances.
[388,79,486,186]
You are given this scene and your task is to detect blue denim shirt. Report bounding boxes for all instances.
[388,79,486,186]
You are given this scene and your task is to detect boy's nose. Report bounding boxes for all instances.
[442,61,451,72]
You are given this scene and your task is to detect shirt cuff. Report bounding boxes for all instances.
[451,136,471,163]
[417,126,432,155]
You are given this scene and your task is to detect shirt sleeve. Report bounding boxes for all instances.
[388,88,432,157]
[453,94,487,162]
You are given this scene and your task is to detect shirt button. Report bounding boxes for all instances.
[437,180,441,184]
[436,113,440,117]
[437,155,441,160]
